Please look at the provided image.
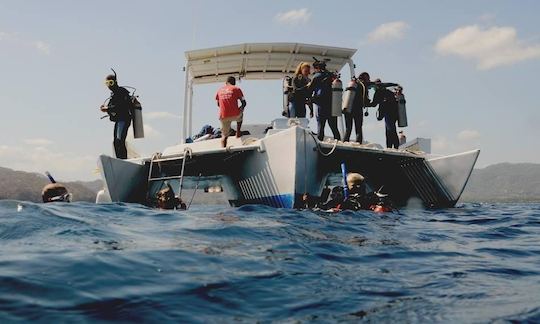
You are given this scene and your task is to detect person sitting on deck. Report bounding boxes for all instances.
[215,76,247,148]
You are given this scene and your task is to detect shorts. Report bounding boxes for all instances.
[220,112,243,136]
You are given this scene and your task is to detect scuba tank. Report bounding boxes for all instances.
[131,95,145,138]
[331,77,343,117]
[282,76,292,117]
[397,91,408,127]
[342,79,357,113]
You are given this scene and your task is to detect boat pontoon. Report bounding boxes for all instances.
[97,43,480,208]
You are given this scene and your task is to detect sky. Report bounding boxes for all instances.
[0,0,539,180]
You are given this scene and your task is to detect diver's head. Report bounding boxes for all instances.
[156,185,180,210]
[226,76,236,86]
[374,78,383,89]
[347,173,366,193]
[359,72,370,83]
[295,62,311,77]
[105,74,117,90]
[42,183,71,203]
[312,59,326,72]
[330,186,344,201]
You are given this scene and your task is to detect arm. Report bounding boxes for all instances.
[239,98,247,111]
[236,88,246,111]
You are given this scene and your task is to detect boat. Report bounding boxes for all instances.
[96,42,480,209]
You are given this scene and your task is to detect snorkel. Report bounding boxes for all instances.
[45,171,56,184]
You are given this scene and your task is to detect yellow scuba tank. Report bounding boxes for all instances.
[331,77,343,117]
[132,96,145,138]
[342,79,357,113]
[397,92,408,128]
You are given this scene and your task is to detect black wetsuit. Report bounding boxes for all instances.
[290,75,311,118]
[310,70,340,141]
[373,88,399,149]
[344,80,371,143]
[108,86,132,159]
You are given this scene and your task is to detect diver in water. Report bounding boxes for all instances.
[42,184,72,203]
[341,173,368,211]
[319,186,345,210]
[100,71,133,159]
[155,184,187,210]
[41,172,72,203]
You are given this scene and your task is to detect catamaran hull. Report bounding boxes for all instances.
[98,126,479,209]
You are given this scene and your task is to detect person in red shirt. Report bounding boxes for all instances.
[215,76,247,147]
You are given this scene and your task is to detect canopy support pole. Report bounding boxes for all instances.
[182,65,191,143]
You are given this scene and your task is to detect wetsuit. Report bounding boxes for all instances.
[373,88,399,149]
[310,70,340,141]
[289,75,311,118]
[108,86,132,159]
[344,80,371,143]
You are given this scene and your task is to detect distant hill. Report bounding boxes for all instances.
[1,163,539,204]
[461,163,540,203]
[0,167,101,202]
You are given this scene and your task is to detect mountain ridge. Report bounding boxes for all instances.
[1,163,539,203]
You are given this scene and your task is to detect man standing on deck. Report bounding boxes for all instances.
[100,73,133,159]
[309,59,341,141]
[344,72,373,143]
[372,79,400,149]
[216,76,247,147]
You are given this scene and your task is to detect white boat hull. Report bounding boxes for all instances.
[98,126,480,209]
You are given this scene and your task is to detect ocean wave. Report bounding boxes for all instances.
[0,201,539,322]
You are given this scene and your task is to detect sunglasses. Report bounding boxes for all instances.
[104,80,116,86]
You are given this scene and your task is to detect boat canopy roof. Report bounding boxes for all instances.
[185,42,357,84]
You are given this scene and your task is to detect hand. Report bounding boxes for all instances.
[100,105,108,112]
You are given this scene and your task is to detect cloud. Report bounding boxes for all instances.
[432,136,450,152]
[145,111,181,120]
[0,145,96,181]
[275,8,311,25]
[435,25,540,70]
[457,130,481,141]
[368,21,409,43]
[34,41,51,55]
[23,138,53,146]
[0,30,51,55]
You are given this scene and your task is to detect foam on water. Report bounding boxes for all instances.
[0,201,539,322]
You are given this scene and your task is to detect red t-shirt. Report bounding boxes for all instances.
[215,85,244,119]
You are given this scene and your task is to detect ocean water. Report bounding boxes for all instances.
[0,201,539,323]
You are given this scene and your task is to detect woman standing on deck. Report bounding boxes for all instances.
[289,62,314,118]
